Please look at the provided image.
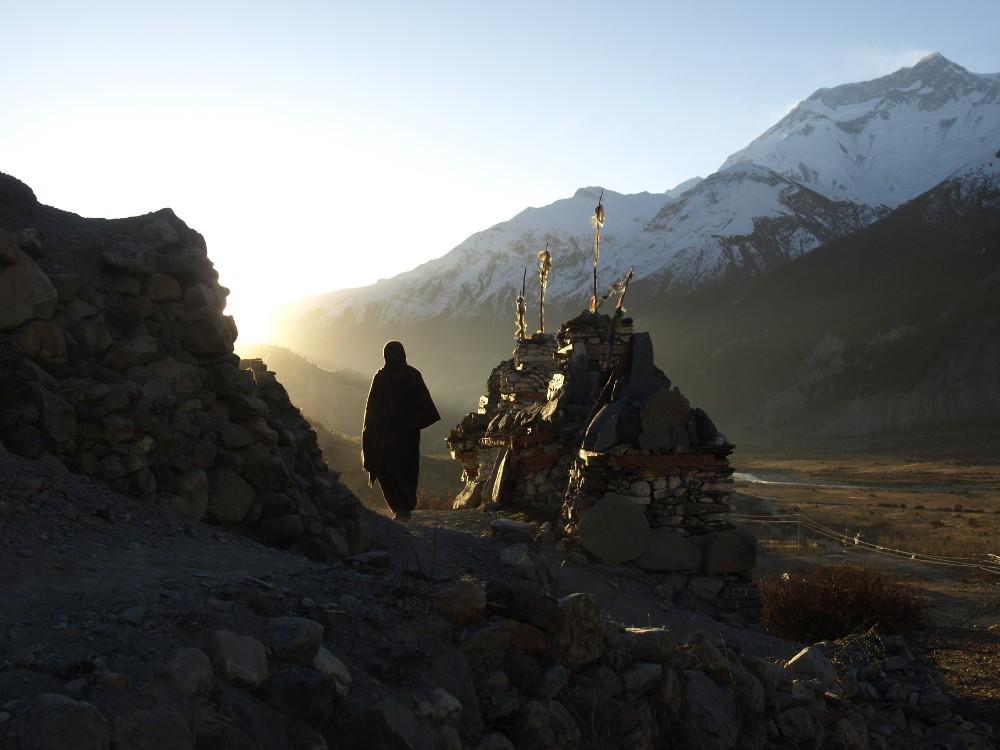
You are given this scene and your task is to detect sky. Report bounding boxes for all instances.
[2,0,999,343]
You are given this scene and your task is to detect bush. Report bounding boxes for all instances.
[760,566,925,642]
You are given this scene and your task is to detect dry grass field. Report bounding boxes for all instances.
[731,437,1000,727]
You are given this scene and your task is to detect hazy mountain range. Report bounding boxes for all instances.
[273,53,1000,447]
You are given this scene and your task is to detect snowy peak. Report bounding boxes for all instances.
[722,53,1000,207]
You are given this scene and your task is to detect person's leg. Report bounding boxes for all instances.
[377,471,409,519]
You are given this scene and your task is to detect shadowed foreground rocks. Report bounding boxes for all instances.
[1,452,995,750]
[0,172,366,560]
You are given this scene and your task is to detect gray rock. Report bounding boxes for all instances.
[486,580,564,634]
[261,514,305,545]
[510,701,580,750]
[103,335,158,371]
[22,693,112,750]
[0,243,57,330]
[557,593,603,668]
[211,630,269,689]
[785,646,836,686]
[269,667,337,728]
[635,528,703,571]
[703,529,756,574]
[625,627,679,663]
[176,469,209,520]
[622,662,663,693]
[777,706,819,745]
[312,647,352,697]
[143,273,182,301]
[536,665,571,700]
[219,689,288,750]
[0,228,18,266]
[476,733,516,750]
[684,671,738,749]
[434,579,487,625]
[18,319,67,362]
[207,468,255,523]
[638,387,690,451]
[688,576,726,600]
[140,217,182,249]
[169,647,216,696]
[112,705,193,750]
[414,687,463,723]
[266,617,324,665]
[577,493,650,564]
[188,719,255,750]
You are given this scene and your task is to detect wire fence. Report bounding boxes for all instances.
[731,510,1000,578]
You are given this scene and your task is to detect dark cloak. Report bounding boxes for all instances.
[361,341,441,514]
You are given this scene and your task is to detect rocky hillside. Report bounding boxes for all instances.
[237,344,369,438]
[1,450,995,750]
[0,172,366,560]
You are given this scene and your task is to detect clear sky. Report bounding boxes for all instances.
[2,0,999,342]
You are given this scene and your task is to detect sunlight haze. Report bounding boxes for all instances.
[2,0,998,342]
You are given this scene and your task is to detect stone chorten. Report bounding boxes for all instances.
[448,310,760,619]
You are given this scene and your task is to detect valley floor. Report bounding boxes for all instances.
[729,448,1000,729]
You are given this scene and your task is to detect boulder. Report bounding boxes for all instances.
[184,316,236,355]
[577,493,650,564]
[265,616,324,665]
[785,646,836,686]
[486,580,564,634]
[509,701,580,750]
[638,387,690,451]
[312,647,352,698]
[103,335,158,371]
[0,228,18,265]
[622,662,663,693]
[0,243,57,330]
[112,705,193,750]
[684,670,738,749]
[140,217,182,249]
[434,579,487,625]
[635,528,703,571]
[207,468,255,523]
[415,687,463,723]
[557,593,603,668]
[703,529,756,574]
[210,630,269,689]
[17,319,67,362]
[143,273,182,301]
[169,647,216,696]
[21,693,112,750]
[176,469,209,520]
[269,667,337,728]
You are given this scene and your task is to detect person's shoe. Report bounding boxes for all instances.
[393,510,411,522]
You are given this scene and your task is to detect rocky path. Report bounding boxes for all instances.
[2,452,996,749]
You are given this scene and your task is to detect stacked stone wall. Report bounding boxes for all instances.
[0,174,365,560]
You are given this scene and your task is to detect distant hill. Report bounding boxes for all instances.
[310,420,462,507]
[647,149,1000,441]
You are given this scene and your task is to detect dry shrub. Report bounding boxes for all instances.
[760,566,925,642]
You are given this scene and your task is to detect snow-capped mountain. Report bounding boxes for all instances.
[721,53,1000,208]
[282,53,1000,327]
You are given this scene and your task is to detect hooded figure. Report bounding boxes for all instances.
[362,341,441,520]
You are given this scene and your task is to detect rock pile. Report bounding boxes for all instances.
[449,311,758,619]
[447,312,631,512]
[562,332,759,619]
[0,172,365,560]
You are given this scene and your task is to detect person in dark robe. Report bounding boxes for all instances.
[362,341,441,521]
